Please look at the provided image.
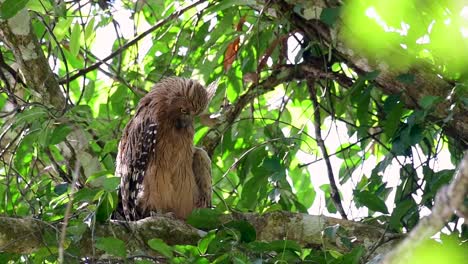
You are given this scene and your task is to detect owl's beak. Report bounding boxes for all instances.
[176,114,193,129]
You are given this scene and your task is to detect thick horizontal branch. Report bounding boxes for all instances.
[0,211,399,260]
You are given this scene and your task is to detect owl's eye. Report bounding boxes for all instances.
[180,108,187,114]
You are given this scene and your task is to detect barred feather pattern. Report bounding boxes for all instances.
[117,117,158,221]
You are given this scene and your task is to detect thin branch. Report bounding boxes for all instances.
[58,161,81,263]
[59,0,207,85]
[201,62,353,156]
[307,78,347,219]
[381,152,468,264]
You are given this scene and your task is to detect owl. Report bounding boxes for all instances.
[115,77,215,220]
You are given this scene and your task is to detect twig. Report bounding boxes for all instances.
[58,161,81,264]
[59,0,206,85]
[201,62,353,156]
[307,78,347,219]
[381,152,468,264]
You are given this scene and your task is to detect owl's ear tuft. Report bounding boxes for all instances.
[206,78,219,102]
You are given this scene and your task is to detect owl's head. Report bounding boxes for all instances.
[147,77,217,129]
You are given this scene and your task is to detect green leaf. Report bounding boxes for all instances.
[320,7,341,27]
[354,190,389,214]
[198,231,215,254]
[15,107,48,126]
[95,237,126,257]
[110,85,128,115]
[383,96,404,139]
[54,183,68,195]
[102,177,120,192]
[338,155,361,184]
[320,184,337,213]
[0,0,29,19]
[290,167,315,209]
[84,17,95,42]
[224,220,256,242]
[267,240,302,253]
[363,70,380,80]
[102,139,119,154]
[148,238,173,258]
[49,124,72,145]
[73,188,100,203]
[53,17,74,42]
[356,86,371,127]
[0,93,6,110]
[390,199,415,230]
[396,73,415,84]
[335,143,361,159]
[419,95,441,110]
[205,0,241,14]
[70,22,81,57]
[96,192,117,222]
[341,246,364,264]
[186,208,222,230]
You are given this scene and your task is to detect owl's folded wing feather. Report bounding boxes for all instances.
[192,147,212,208]
[116,116,158,221]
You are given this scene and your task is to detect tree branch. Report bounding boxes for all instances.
[0,211,399,260]
[307,78,347,219]
[381,152,468,264]
[201,63,353,156]
[272,0,468,149]
[0,9,65,109]
[59,0,207,85]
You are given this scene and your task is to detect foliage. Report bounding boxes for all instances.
[0,0,466,263]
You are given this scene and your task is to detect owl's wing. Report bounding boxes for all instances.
[192,147,212,208]
[116,115,157,221]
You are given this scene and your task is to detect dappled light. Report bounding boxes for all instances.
[342,0,468,78]
[0,0,466,263]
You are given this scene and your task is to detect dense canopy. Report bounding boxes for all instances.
[0,0,466,263]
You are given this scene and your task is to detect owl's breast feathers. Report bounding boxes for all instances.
[140,127,199,219]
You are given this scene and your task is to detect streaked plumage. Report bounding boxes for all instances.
[116,77,214,220]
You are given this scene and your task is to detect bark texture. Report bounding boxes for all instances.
[0,211,399,260]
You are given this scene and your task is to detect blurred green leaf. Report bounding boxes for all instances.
[70,23,81,57]
[320,7,341,27]
[224,220,256,243]
[396,73,415,84]
[354,190,389,214]
[96,192,117,222]
[95,237,126,257]
[0,0,29,19]
[383,95,404,139]
[49,124,72,145]
[102,177,120,192]
[320,184,337,213]
[198,231,215,254]
[390,199,415,230]
[419,95,441,110]
[335,143,361,159]
[148,238,173,258]
[187,208,222,230]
